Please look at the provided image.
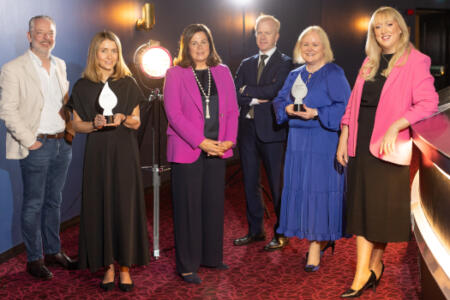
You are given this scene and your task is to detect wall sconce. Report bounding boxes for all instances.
[136,3,155,31]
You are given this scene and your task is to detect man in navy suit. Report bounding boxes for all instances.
[233,15,292,251]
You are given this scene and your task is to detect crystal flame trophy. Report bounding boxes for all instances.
[291,74,308,112]
[98,82,118,123]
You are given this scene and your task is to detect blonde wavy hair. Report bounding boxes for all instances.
[361,6,411,80]
[293,26,334,65]
[82,31,131,82]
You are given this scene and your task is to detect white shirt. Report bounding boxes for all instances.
[245,47,277,118]
[28,50,65,134]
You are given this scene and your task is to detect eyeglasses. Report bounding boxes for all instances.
[33,31,55,38]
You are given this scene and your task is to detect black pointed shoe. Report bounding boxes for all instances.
[100,281,115,291]
[180,272,202,284]
[340,270,377,298]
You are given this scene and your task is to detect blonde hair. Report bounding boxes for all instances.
[82,31,131,82]
[293,26,334,64]
[255,14,280,33]
[361,6,411,80]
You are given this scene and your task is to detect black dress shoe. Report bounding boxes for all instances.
[340,270,377,298]
[119,281,134,292]
[26,259,53,280]
[100,281,115,291]
[180,272,202,284]
[263,236,289,251]
[233,233,265,246]
[45,252,76,270]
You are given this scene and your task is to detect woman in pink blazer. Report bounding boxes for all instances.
[163,24,239,284]
[336,7,438,298]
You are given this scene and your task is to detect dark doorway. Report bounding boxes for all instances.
[415,9,450,93]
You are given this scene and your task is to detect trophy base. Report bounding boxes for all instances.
[294,104,306,112]
[105,115,114,124]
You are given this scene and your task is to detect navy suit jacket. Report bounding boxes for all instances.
[235,50,292,143]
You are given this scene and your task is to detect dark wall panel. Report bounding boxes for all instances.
[1,0,449,254]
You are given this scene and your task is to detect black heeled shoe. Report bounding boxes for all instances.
[118,281,134,292]
[340,270,376,298]
[118,272,134,292]
[374,261,384,287]
[321,241,335,255]
[180,272,202,284]
[100,281,115,291]
[304,251,322,272]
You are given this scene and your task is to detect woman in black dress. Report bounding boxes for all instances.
[68,31,149,292]
[336,7,438,298]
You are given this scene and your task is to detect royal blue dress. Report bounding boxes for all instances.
[273,63,350,241]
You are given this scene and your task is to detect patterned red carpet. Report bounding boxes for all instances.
[0,165,420,299]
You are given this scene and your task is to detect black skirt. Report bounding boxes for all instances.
[345,105,411,243]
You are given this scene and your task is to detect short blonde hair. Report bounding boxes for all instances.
[82,31,131,83]
[293,26,334,64]
[254,14,280,33]
[361,6,411,80]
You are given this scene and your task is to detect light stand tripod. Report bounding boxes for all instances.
[141,88,170,259]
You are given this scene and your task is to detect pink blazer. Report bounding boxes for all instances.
[163,64,239,163]
[341,47,438,165]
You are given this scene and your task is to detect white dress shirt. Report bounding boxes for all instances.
[29,50,65,134]
[245,47,277,119]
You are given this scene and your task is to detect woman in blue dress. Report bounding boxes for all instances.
[273,26,350,272]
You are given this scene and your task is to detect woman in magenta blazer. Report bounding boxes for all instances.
[163,24,239,284]
[336,7,438,298]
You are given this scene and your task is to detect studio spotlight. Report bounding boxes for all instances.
[135,40,172,79]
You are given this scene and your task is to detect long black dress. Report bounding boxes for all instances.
[346,54,411,243]
[68,76,149,271]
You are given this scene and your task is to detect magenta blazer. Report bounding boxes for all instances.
[163,64,239,163]
[341,47,438,165]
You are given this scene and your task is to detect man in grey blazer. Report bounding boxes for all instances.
[0,15,74,279]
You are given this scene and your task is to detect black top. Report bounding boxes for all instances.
[360,53,393,108]
[194,69,219,140]
[66,76,144,121]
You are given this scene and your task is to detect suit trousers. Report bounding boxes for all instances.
[171,153,225,274]
[238,118,285,236]
[19,136,72,262]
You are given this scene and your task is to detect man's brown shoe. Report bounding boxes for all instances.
[26,259,53,280]
[45,252,77,270]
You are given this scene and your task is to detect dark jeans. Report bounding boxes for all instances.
[19,137,72,262]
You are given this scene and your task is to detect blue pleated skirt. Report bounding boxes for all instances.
[276,126,345,241]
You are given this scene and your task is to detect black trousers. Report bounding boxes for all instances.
[171,153,226,273]
[238,118,285,236]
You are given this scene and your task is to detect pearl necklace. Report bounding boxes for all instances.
[192,67,212,119]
